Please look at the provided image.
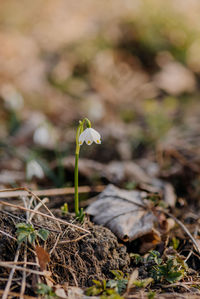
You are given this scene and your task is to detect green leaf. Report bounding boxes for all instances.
[172,237,180,250]
[37,229,50,241]
[37,283,57,297]
[130,253,143,265]
[148,291,156,299]
[28,232,36,244]
[166,271,183,283]
[85,285,102,296]
[17,232,28,244]
[110,270,124,280]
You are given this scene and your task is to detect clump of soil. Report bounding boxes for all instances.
[48,212,131,287]
[0,210,131,294]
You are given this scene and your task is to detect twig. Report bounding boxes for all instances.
[13,187,62,232]
[1,261,38,266]
[2,245,21,299]
[58,233,89,244]
[20,245,27,299]
[0,210,60,233]
[0,262,50,276]
[29,197,49,222]
[0,200,90,233]
[162,282,191,291]
[49,233,62,255]
[163,210,200,256]
[0,185,105,198]
[0,290,37,299]
[0,229,17,241]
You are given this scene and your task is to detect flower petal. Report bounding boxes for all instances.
[90,128,101,144]
[85,128,94,145]
[79,129,87,145]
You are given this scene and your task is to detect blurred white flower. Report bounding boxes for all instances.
[26,160,44,180]
[1,84,24,111]
[33,125,50,146]
[79,128,101,146]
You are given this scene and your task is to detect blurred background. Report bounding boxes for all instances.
[0,0,200,203]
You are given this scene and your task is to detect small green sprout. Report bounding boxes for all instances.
[16,223,49,244]
[74,118,101,221]
[130,253,144,265]
[147,291,156,299]
[37,283,57,299]
[85,279,123,298]
[148,251,187,283]
[107,270,129,295]
[132,278,153,288]
[171,237,180,250]
[61,203,68,215]
[86,271,128,298]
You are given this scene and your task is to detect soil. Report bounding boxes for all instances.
[0,210,131,293]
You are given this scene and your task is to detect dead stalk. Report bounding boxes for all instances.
[0,200,90,233]
[2,245,21,299]
[163,210,200,256]
[0,185,105,198]
[0,229,17,241]
[0,262,49,275]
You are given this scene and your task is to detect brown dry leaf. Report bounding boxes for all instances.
[86,184,158,242]
[126,269,139,292]
[67,286,98,299]
[154,61,196,95]
[35,245,50,271]
[55,286,67,298]
[139,230,161,254]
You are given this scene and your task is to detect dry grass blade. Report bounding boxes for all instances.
[0,200,90,233]
[0,262,50,276]
[163,210,200,256]
[0,290,37,299]
[2,245,21,299]
[58,233,89,244]
[0,229,17,241]
[0,185,105,198]
[20,246,27,299]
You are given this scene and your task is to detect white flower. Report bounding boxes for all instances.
[26,160,44,180]
[79,128,101,146]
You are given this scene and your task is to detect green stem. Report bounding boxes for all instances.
[74,118,91,217]
[74,153,79,216]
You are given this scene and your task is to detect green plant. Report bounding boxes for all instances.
[74,118,101,221]
[61,203,68,215]
[148,251,187,283]
[16,223,49,244]
[147,291,156,299]
[37,283,57,299]
[171,237,180,250]
[107,270,129,295]
[133,277,153,288]
[130,253,144,265]
[85,278,124,298]
[146,250,162,265]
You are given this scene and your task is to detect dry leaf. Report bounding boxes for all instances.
[154,61,196,95]
[139,230,161,254]
[55,286,67,298]
[67,286,93,299]
[35,245,50,271]
[86,184,158,242]
[127,269,139,292]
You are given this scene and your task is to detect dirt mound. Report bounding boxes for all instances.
[0,210,131,295]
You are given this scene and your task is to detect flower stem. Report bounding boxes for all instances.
[74,118,91,218]
[74,152,79,216]
[74,121,83,217]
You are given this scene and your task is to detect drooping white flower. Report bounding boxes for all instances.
[79,128,101,146]
[26,160,44,180]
